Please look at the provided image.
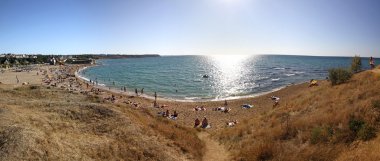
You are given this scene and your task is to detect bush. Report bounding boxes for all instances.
[348,118,376,141]
[357,124,376,141]
[351,55,362,73]
[349,118,365,133]
[328,68,352,85]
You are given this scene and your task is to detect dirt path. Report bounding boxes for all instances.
[198,132,230,161]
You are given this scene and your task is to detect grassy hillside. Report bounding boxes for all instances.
[0,85,204,161]
[215,70,380,161]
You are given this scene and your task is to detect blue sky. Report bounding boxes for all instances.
[0,0,379,57]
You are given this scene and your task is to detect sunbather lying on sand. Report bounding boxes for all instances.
[213,107,231,113]
[226,120,238,127]
[309,79,318,87]
[194,106,206,111]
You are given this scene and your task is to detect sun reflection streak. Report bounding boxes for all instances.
[207,54,252,98]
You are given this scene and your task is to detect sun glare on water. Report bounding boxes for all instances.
[207,54,252,97]
[208,54,250,71]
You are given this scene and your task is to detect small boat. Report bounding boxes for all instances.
[202,75,209,78]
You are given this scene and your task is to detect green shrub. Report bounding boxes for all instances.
[349,118,365,133]
[348,118,376,141]
[328,68,352,85]
[351,55,362,73]
[357,124,376,141]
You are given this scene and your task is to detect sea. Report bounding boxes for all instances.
[78,55,378,101]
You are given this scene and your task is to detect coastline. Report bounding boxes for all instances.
[0,62,320,130]
[75,63,306,103]
[71,63,315,130]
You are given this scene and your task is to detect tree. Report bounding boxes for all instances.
[351,55,361,73]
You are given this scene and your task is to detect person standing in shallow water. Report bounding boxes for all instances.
[135,88,138,96]
[141,88,144,94]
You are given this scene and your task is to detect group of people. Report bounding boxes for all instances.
[159,109,178,119]
[134,88,144,96]
[124,100,140,108]
[194,117,210,128]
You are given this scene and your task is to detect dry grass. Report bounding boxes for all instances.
[216,70,380,161]
[0,85,204,161]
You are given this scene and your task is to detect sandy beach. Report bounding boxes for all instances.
[0,64,313,131]
[0,66,44,85]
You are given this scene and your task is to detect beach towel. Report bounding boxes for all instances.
[242,104,253,109]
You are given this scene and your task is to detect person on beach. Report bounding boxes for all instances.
[271,96,280,107]
[16,75,19,84]
[370,56,375,69]
[135,88,138,96]
[309,79,318,87]
[154,92,157,100]
[141,88,144,94]
[201,117,209,128]
[124,86,126,92]
[224,100,228,106]
[165,109,169,117]
[194,118,200,128]
[172,110,178,117]
[227,120,238,127]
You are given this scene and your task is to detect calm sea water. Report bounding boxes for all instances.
[78,55,378,101]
